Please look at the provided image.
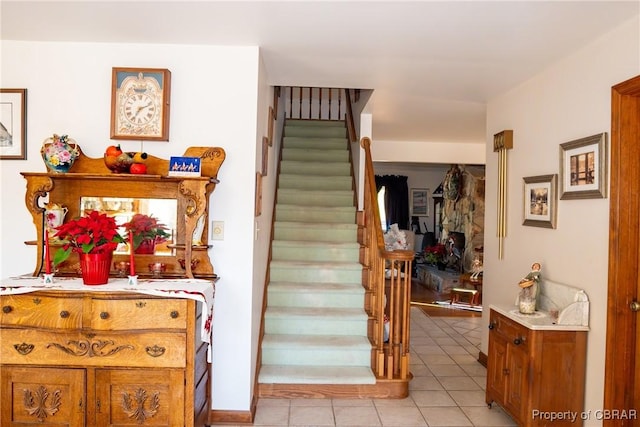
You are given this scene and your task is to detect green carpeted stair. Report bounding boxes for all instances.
[259,119,375,385]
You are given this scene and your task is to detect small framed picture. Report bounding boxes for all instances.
[0,88,27,160]
[255,172,263,217]
[523,174,557,229]
[410,188,430,216]
[261,137,269,176]
[111,67,171,141]
[559,133,607,199]
[267,106,275,146]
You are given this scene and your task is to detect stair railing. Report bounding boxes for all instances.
[360,136,413,380]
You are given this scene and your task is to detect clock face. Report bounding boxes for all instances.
[124,93,157,125]
[111,68,171,141]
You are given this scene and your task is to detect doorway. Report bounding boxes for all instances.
[603,74,640,425]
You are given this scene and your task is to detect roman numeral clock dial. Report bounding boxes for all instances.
[110,68,171,141]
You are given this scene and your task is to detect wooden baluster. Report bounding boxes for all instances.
[288,87,293,119]
[308,87,312,119]
[297,86,302,119]
[328,88,333,120]
[338,89,343,120]
[318,87,323,120]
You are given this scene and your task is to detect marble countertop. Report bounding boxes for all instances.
[490,304,590,331]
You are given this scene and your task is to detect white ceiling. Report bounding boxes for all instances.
[2,1,638,144]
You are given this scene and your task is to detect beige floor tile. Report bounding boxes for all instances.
[438,376,482,391]
[373,396,418,407]
[291,398,333,406]
[409,375,444,391]
[332,398,374,407]
[333,405,382,426]
[289,406,335,426]
[253,405,290,426]
[428,364,467,377]
[419,406,473,426]
[418,354,456,365]
[258,398,292,407]
[375,406,428,426]
[448,390,488,406]
[410,390,457,407]
[461,406,518,426]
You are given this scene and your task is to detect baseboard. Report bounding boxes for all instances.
[478,351,488,367]
[208,395,257,425]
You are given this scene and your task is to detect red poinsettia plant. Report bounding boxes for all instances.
[424,243,447,265]
[53,210,124,265]
[121,213,170,250]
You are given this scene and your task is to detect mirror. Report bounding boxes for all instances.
[80,197,177,256]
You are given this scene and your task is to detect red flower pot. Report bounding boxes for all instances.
[80,252,113,285]
[134,238,156,255]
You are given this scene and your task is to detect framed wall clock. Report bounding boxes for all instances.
[110,67,171,141]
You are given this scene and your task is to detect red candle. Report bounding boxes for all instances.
[44,234,51,274]
[129,231,135,276]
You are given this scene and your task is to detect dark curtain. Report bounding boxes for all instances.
[375,175,409,229]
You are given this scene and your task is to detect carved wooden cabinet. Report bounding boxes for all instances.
[0,289,210,426]
[22,145,225,279]
[486,307,588,426]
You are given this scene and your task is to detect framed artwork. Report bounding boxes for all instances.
[410,188,430,216]
[255,172,263,217]
[267,106,275,146]
[0,88,27,160]
[523,174,557,229]
[559,133,607,199]
[111,67,171,141]
[261,137,269,176]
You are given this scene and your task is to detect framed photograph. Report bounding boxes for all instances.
[410,188,430,216]
[559,133,607,199]
[0,89,27,160]
[255,172,263,217]
[111,67,171,141]
[261,137,269,176]
[523,174,557,229]
[267,106,275,146]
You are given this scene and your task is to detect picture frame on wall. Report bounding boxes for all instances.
[267,106,275,146]
[255,172,263,217]
[523,174,557,229]
[0,88,27,160]
[110,67,171,141]
[410,188,430,216]
[261,137,269,176]
[559,132,607,199]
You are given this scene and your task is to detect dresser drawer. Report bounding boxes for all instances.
[1,329,186,368]
[490,311,530,348]
[90,297,188,330]
[0,295,83,329]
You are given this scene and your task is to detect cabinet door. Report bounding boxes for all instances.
[504,343,528,423]
[486,333,507,405]
[94,369,184,426]
[1,366,85,426]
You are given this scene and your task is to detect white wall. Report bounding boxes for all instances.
[483,16,639,424]
[0,40,262,411]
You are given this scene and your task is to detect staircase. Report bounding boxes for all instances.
[258,119,376,388]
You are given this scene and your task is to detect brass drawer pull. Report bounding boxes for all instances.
[146,345,166,357]
[14,342,35,355]
[170,311,179,319]
[100,312,109,320]
[60,310,70,318]
[2,305,12,314]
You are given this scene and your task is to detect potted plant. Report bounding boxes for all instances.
[424,243,447,269]
[122,213,171,254]
[53,210,124,285]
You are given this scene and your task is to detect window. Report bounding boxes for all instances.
[378,186,387,232]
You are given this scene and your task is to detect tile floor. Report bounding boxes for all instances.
[224,306,517,426]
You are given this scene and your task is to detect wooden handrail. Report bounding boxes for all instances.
[360,136,413,380]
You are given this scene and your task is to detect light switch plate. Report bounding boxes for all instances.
[211,221,224,240]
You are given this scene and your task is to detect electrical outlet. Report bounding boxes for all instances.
[211,221,224,240]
